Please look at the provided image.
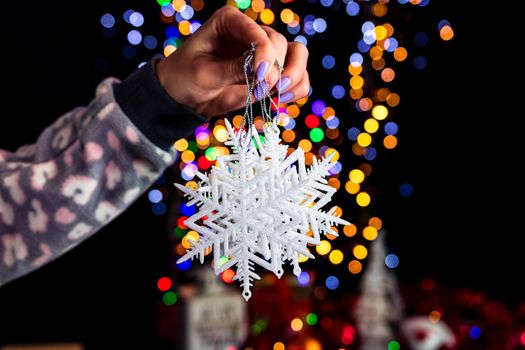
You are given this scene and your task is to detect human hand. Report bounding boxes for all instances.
[156,5,310,118]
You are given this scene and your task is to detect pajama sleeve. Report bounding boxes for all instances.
[0,59,207,286]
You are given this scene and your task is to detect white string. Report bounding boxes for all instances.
[240,43,283,148]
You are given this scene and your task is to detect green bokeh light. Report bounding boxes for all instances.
[235,0,252,10]
[305,313,318,326]
[388,340,400,350]
[187,140,198,153]
[310,128,325,143]
[163,291,178,306]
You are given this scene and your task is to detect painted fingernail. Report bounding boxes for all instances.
[254,81,269,100]
[280,91,294,103]
[276,76,292,92]
[257,61,270,82]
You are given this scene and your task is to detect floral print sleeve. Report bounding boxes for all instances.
[0,77,184,286]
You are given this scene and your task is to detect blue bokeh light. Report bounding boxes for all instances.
[325,276,339,290]
[400,183,414,197]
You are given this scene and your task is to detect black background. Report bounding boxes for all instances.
[0,0,519,347]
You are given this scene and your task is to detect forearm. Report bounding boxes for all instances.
[0,60,206,286]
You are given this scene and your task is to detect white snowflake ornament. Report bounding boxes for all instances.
[175,119,349,300]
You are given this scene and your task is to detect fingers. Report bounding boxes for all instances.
[260,26,288,88]
[279,70,311,104]
[275,42,309,95]
[213,6,276,81]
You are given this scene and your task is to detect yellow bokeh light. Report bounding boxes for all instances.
[369,217,383,230]
[163,45,176,57]
[372,105,388,120]
[363,226,378,241]
[232,115,243,128]
[213,125,228,142]
[295,96,308,106]
[349,169,365,184]
[316,240,331,255]
[343,224,357,237]
[374,25,388,40]
[364,118,380,133]
[273,342,285,350]
[348,260,362,274]
[350,76,364,89]
[182,231,199,249]
[357,132,372,147]
[440,25,454,41]
[305,339,322,350]
[291,318,304,332]
[356,192,371,207]
[370,46,383,60]
[181,150,195,163]
[298,139,313,153]
[287,104,300,118]
[345,181,360,194]
[179,20,191,36]
[394,47,408,62]
[323,106,336,119]
[384,135,398,149]
[185,180,198,191]
[348,64,362,76]
[251,0,265,12]
[282,129,296,143]
[353,245,368,260]
[260,9,275,25]
[280,8,294,24]
[325,148,340,162]
[174,138,188,152]
[172,0,186,12]
[329,249,344,265]
[298,250,310,263]
[196,137,209,148]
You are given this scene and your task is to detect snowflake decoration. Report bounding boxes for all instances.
[175,119,349,300]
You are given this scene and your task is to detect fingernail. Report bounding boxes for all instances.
[254,81,269,100]
[247,62,254,75]
[276,76,292,92]
[257,61,270,82]
[280,91,294,103]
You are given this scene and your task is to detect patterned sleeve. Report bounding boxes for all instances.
[0,78,178,286]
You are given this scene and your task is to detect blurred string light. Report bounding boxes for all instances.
[97,0,456,332]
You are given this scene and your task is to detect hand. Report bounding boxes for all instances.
[156,5,310,118]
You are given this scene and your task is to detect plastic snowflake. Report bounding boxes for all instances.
[175,120,349,300]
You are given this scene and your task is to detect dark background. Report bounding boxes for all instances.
[0,0,518,347]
